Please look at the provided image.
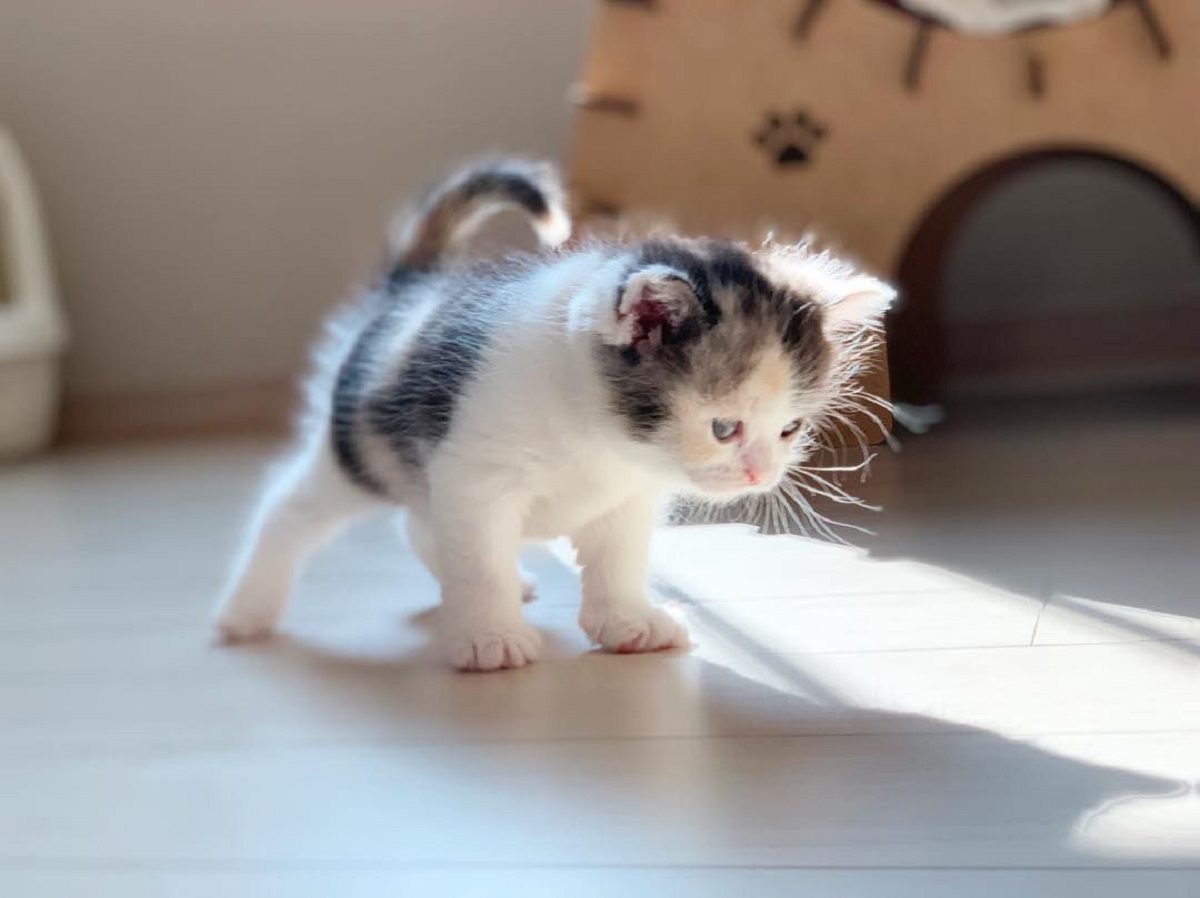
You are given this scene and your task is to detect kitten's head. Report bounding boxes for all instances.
[595,238,894,499]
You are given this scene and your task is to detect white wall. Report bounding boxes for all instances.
[0,0,592,399]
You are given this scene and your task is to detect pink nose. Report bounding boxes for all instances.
[741,440,771,487]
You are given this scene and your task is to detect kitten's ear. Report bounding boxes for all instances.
[606,265,700,356]
[822,276,897,337]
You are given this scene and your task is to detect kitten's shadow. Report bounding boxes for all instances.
[240,606,1190,867]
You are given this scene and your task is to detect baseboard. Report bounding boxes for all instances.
[58,380,295,445]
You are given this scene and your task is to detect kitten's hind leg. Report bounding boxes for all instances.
[517,563,539,604]
[404,511,441,580]
[214,441,378,642]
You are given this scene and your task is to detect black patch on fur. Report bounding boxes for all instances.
[595,342,674,440]
[331,261,523,485]
[331,304,394,494]
[621,391,671,436]
[779,299,829,391]
[460,170,549,219]
[779,299,819,351]
[384,262,422,295]
[365,262,525,467]
[366,330,483,468]
[706,242,772,301]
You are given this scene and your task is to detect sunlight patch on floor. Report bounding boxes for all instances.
[1073,785,1200,860]
[651,523,1200,863]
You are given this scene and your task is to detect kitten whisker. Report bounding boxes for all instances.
[786,488,852,545]
[791,467,862,501]
[839,406,902,459]
[769,495,787,536]
[776,482,833,539]
[763,490,801,539]
[787,486,876,539]
[791,472,882,512]
[842,389,895,415]
[778,494,811,538]
[792,470,868,504]
[814,410,871,467]
[799,453,877,474]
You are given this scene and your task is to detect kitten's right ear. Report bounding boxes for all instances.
[605,265,699,357]
[821,276,897,337]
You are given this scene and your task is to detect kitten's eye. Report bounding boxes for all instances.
[780,419,802,440]
[711,418,742,443]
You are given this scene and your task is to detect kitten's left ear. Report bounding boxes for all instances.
[822,276,897,337]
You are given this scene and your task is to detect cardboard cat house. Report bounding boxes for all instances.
[568,0,1199,417]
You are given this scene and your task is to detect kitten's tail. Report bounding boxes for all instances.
[388,158,572,274]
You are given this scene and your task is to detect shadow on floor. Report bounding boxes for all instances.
[235,617,1192,867]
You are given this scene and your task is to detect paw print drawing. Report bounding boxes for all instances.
[754,110,828,168]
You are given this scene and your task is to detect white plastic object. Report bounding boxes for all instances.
[900,0,1110,35]
[0,127,68,458]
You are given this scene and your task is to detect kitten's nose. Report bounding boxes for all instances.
[743,440,771,485]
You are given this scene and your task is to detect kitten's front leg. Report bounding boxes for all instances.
[573,495,690,654]
[405,511,538,602]
[430,476,540,671]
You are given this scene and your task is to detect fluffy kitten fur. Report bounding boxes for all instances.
[214,158,895,671]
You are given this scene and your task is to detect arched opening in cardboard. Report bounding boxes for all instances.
[888,148,1200,404]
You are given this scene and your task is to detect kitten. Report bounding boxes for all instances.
[213,158,895,671]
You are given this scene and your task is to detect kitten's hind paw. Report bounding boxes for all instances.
[214,611,278,644]
[444,621,542,671]
[212,594,282,645]
[519,565,539,604]
[581,605,690,655]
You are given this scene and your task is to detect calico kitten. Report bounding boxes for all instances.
[214,158,895,671]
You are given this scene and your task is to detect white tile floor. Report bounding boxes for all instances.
[1,401,1198,896]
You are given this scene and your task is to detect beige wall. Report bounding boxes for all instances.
[0,0,592,400]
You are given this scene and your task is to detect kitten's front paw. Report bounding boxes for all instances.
[443,620,542,671]
[580,605,690,655]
